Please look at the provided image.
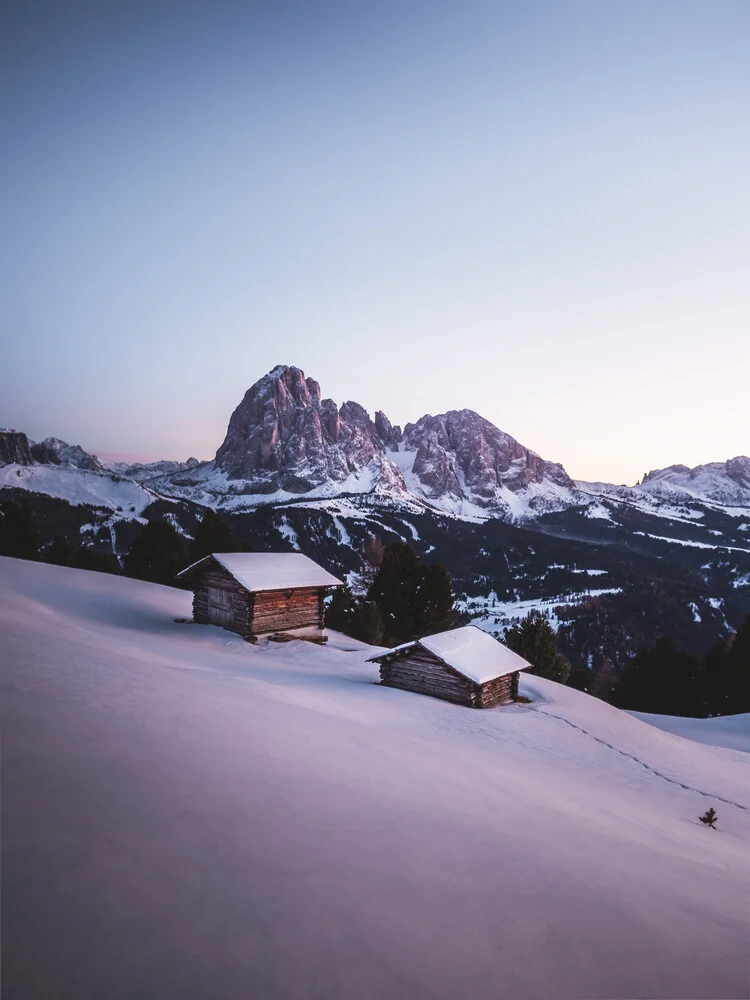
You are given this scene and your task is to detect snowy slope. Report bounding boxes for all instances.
[0,462,157,514]
[2,557,748,1000]
[630,710,750,753]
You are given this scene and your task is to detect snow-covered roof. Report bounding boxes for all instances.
[368,625,531,685]
[178,553,343,593]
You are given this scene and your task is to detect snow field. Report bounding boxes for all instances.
[1,556,748,1000]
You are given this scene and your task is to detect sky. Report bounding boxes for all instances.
[2,0,748,484]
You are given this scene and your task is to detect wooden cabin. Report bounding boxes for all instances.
[368,625,531,708]
[177,552,343,642]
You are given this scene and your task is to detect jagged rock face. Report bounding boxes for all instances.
[213,365,405,494]
[0,430,34,466]
[402,410,574,504]
[374,411,402,448]
[30,437,102,471]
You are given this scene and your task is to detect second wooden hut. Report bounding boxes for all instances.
[368,625,531,708]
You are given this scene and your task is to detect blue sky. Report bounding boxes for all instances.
[2,0,748,483]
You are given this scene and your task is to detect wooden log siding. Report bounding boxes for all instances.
[193,567,252,637]
[190,562,326,640]
[379,646,520,709]
[250,587,323,636]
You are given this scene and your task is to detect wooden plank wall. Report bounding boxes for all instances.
[379,648,478,707]
[250,587,323,636]
[192,566,252,637]
[478,672,517,708]
[380,647,521,709]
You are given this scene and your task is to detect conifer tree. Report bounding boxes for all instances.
[727,614,750,712]
[124,520,187,586]
[614,638,702,715]
[415,562,456,636]
[505,612,572,684]
[45,535,73,566]
[189,509,246,563]
[367,542,424,644]
[325,585,358,634]
[699,807,717,829]
[0,498,38,560]
[351,601,385,645]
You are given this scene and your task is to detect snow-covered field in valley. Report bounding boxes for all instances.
[1,556,748,1000]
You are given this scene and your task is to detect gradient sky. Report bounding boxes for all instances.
[2,0,748,484]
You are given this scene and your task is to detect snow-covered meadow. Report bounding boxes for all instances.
[1,556,748,999]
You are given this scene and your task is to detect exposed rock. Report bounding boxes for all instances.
[30,437,102,471]
[0,430,34,466]
[375,411,402,448]
[402,409,576,510]
[213,365,405,494]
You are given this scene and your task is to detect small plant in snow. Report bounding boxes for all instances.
[699,807,718,829]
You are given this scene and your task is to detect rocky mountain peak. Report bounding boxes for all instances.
[168,365,582,518]
[30,437,103,471]
[213,365,405,494]
[401,409,575,509]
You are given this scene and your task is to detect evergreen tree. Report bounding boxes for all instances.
[415,562,456,636]
[189,509,247,563]
[702,640,732,716]
[351,601,385,645]
[325,585,358,634]
[726,613,750,713]
[124,520,187,586]
[505,612,572,684]
[590,658,617,703]
[70,547,121,575]
[699,807,717,829]
[0,498,38,560]
[614,637,703,716]
[367,542,425,644]
[44,535,73,566]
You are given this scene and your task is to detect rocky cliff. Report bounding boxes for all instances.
[0,430,34,466]
[400,409,577,513]
[213,365,405,494]
[30,437,103,471]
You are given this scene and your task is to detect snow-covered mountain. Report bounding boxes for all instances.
[577,456,750,523]
[29,436,104,471]
[103,456,202,482]
[637,457,750,508]
[153,365,587,520]
[2,367,749,525]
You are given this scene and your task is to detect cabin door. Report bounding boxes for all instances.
[207,586,233,628]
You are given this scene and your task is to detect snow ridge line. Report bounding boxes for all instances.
[533,708,749,812]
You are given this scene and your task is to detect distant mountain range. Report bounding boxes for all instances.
[3,364,749,520]
[2,366,749,676]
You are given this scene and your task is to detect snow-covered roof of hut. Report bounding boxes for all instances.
[178,553,343,593]
[368,625,532,685]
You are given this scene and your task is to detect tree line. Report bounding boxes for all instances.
[0,498,246,584]
[612,621,750,716]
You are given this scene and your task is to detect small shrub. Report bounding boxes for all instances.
[699,807,717,829]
